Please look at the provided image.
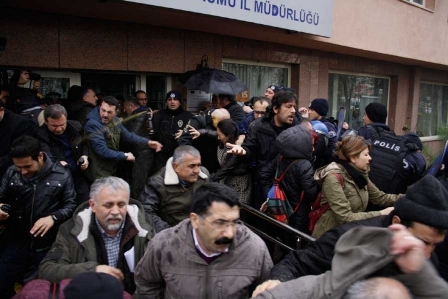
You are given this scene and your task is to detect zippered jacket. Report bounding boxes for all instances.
[0,153,76,249]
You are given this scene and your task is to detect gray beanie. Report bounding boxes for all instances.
[394,176,448,229]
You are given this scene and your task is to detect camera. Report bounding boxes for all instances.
[0,204,11,214]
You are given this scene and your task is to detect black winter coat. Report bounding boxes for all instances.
[0,109,37,176]
[242,117,301,179]
[36,120,89,168]
[152,106,192,168]
[269,214,440,281]
[120,106,154,199]
[260,125,317,232]
[224,101,246,123]
[178,112,219,173]
[0,155,77,249]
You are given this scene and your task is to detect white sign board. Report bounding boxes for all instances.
[187,90,212,112]
[124,0,333,37]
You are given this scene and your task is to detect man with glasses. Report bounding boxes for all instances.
[237,96,271,145]
[135,183,273,299]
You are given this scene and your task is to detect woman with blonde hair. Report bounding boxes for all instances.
[312,135,399,238]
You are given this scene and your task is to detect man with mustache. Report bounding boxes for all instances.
[39,176,154,296]
[135,183,273,298]
[139,145,210,233]
[84,96,162,179]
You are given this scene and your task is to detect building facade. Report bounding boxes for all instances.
[1,0,447,150]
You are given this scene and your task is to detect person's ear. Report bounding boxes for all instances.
[190,213,199,229]
[273,106,279,114]
[173,162,180,173]
[89,199,96,213]
[392,215,401,224]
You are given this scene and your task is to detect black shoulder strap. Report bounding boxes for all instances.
[275,157,300,182]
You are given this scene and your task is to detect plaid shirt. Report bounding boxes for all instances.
[95,218,124,268]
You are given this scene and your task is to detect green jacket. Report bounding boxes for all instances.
[39,199,154,294]
[312,162,399,238]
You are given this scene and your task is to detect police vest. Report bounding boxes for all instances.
[367,127,413,195]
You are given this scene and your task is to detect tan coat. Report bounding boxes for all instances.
[312,162,399,238]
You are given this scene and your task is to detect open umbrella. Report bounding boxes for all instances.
[183,68,247,96]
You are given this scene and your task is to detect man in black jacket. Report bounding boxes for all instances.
[218,94,245,122]
[120,96,154,199]
[152,90,192,173]
[36,104,91,204]
[255,176,448,293]
[0,135,76,299]
[0,101,37,177]
[227,90,302,208]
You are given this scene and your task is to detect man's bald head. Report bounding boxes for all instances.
[211,108,230,128]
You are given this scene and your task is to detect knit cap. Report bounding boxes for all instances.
[309,98,329,117]
[165,90,181,102]
[63,272,123,299]
[365,102,387,124]
[394,175,448,229]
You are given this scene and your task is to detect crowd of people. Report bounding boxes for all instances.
[0,69,447,298]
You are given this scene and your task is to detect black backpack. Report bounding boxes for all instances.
[367,126,411,195]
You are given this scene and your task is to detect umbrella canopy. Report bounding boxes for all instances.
[183,68,247,96]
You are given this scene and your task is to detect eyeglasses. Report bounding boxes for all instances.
[253,110,266,115]
[200,215,242,231]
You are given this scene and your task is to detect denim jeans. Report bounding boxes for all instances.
[0,238,49,299]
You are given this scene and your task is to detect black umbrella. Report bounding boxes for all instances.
[183,68,247,96]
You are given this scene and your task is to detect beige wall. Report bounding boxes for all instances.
[1,7,448,138]
[320,0,448,67]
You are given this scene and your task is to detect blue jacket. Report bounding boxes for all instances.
[85,107,150,178]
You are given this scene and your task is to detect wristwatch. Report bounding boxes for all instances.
[124,153,129,159]
[51,214,58,222]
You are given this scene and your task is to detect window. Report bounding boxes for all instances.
[406,0,424,6]
[222,60,290,100]
[416,83,448,137]
[328,73,389,130]
[29,71,81,99]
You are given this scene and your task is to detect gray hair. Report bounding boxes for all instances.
[172,145,200,164]
[44,104,67,121]
[343,278,411,299]
[90,176,130,203]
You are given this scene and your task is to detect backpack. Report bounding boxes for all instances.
[308,173,343,233]
[367,126,411,194]
[265,159,303,224]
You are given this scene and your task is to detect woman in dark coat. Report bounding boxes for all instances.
[212,119,252,204]
[261,124,318,233]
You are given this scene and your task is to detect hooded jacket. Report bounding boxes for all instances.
[0,153,76,249]
[260,125,318,232]
[256,226,448,299]
[139,157,210,233]
[312,162,399,238]
[134,218,273,299]
[85,106,150,179]
[39,199,154,295]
